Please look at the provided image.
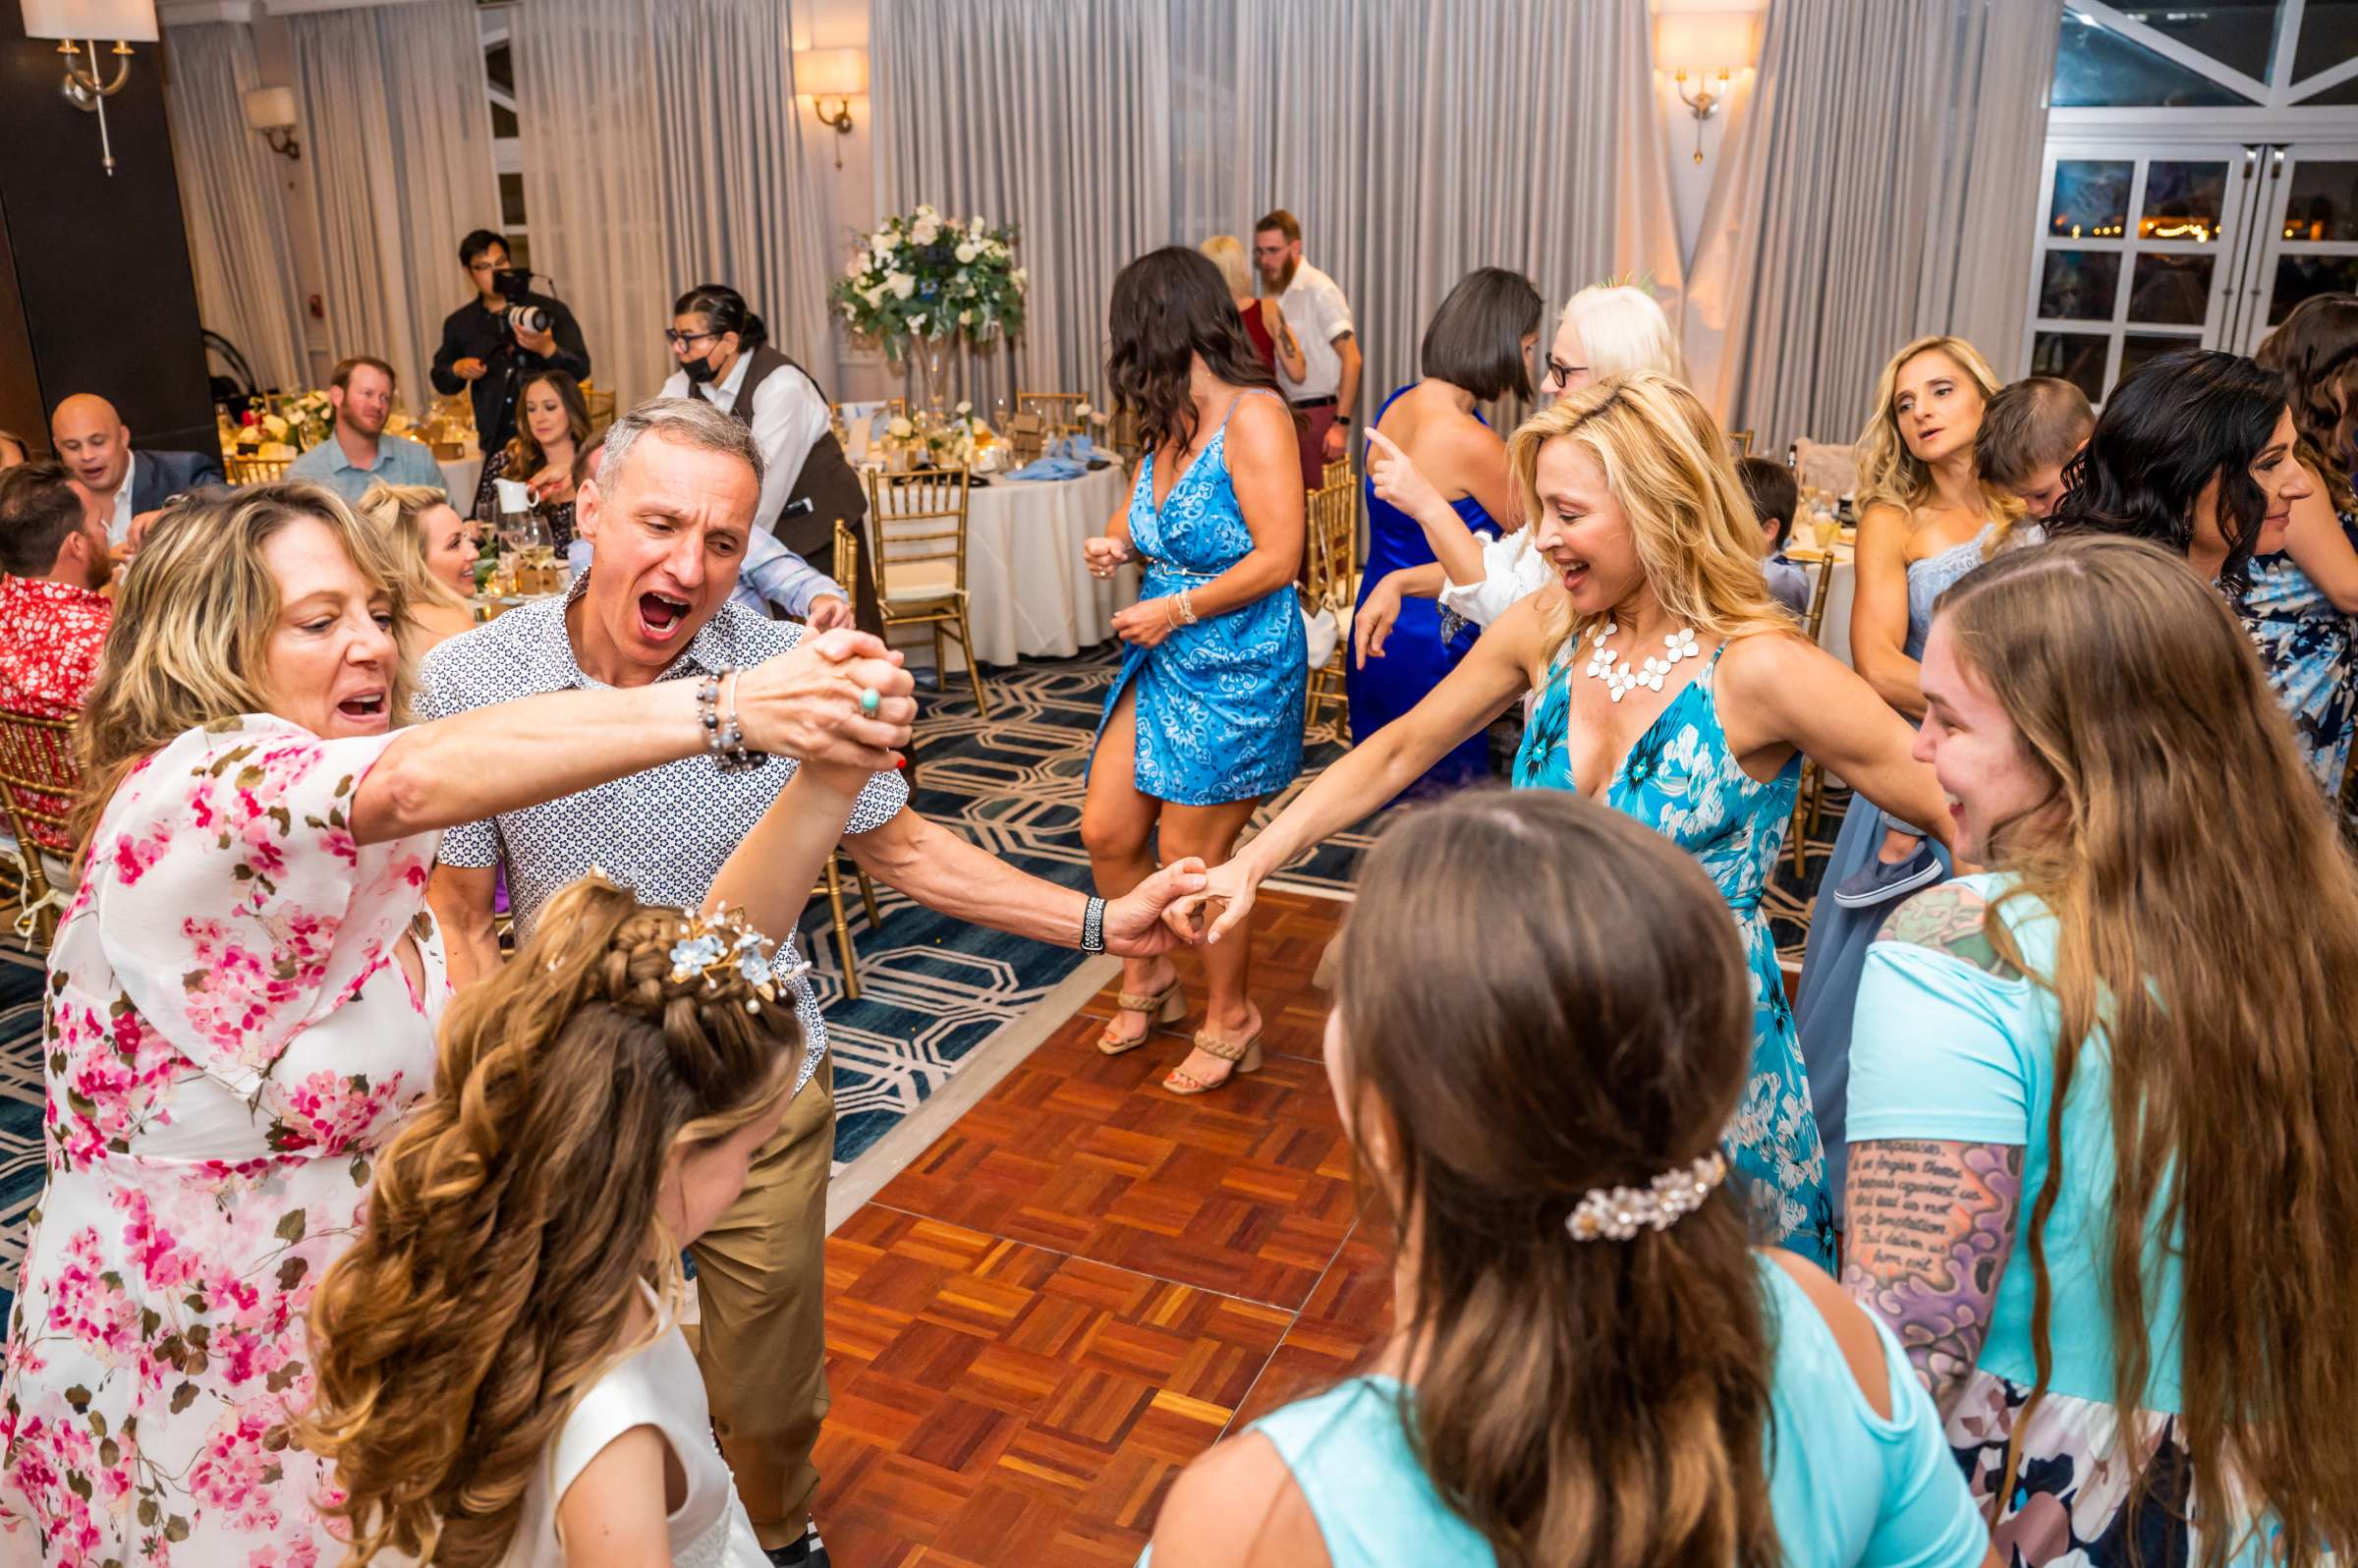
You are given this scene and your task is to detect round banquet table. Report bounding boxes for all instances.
[1789,540,1857,667]
[902,464,1140,672]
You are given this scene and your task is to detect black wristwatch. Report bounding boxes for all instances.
[1334,416,1352,426]
[1081,896,1107,954]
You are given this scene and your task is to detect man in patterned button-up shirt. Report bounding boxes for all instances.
[418,399,1202,1568]
[0,464,114,854]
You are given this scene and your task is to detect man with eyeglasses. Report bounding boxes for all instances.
[430,229,592,459]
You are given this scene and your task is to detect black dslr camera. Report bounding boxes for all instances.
[492,268,551,335]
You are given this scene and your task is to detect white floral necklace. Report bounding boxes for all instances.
[1582,620,1701,703]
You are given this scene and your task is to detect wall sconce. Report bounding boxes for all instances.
[20,0,161,177]
[1656,12,1761,167]
[795,47,868,170]
[243,84,300,161]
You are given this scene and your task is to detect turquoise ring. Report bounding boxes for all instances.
[859,687,882,716]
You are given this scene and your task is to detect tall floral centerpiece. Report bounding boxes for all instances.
[831,205,1027,414]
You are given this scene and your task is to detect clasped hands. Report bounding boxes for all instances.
[735,629,917,772]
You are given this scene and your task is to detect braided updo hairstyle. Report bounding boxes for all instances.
[302,876,804,1566]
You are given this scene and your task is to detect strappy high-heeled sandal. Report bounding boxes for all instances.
[1096,974,1187,1056]
[1162,1020,1263,1095]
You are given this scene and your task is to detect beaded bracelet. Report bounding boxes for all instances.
[706,668,768,773]
[1167,588,1200,629]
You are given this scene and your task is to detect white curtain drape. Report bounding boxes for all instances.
[511,0,668,408]
[509,0,840,407]
[161,23,309,395]
[648,0,836,381]
[287,0,498,407]
[870,0,1175,412]
[871,0,1678,420]
[1684,0,2061,454]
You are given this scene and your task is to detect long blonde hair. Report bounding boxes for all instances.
[1560,283,1685,381]
[356,481,471,618]
[303,877,803,1565]
[1855,335,2021,538]
[1939,536,2358,1566]
[73,480,414,853]
[1507,371,1794,669]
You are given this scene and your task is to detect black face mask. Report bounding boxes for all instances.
[682,348,723,385]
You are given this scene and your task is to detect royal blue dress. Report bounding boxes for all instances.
[1345,387,1502,794]
[1514,639,1836,1270]
[1095,391,1308,807]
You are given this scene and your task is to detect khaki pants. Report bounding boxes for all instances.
[688,1052,833,1546]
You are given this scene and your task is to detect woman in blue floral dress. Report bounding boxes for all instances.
[1083,248,1307,1097]
[1172,372,1956,1270]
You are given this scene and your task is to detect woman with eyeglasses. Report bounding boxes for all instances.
[658,284,880,634]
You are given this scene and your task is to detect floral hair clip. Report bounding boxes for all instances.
[667,905,809,1014]
[1565,1150,1726,1242]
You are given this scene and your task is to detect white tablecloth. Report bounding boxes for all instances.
[900,465,1138,671]
[439,454,483,511]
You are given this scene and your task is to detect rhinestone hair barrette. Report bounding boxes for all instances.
[667,904,810,1015]
[1565,1150,1727,1243]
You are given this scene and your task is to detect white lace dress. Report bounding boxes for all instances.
[502,1299,768,1568]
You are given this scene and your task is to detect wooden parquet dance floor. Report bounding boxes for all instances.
[814,890,1390,1566]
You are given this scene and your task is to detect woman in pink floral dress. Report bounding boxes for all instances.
[0,478,913,1565]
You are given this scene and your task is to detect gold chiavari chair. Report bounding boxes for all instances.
[831,397,908,424]
[800,521,886,999]
[1320,454,1354,490]
[1302,467,1359,741]
[1106,407,1144,467]
[1729,429,1756,460]
[0,708,81,947]
[583,386,618,439]
[1016,390,1084,434]
[224,453,295,485]
[1787,549,1843,877]
[865,466,988,716]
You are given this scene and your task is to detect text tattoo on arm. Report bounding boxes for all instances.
[1842,1138,2024,1414]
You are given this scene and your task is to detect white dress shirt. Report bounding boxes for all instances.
[1275,261,1354,402]
[101,455,139,547]
[660,353,832,536]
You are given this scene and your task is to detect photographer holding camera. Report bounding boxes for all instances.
[431,229,592,466]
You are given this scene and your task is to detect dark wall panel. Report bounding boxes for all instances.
[0,10,214,453]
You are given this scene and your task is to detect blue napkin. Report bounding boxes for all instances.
[1005,456,1088,481]
[1048,432,1101,463]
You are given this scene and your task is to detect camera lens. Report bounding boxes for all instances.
[508,304,552,335]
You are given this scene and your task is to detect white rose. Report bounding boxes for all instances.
[972,215,988,233]
[863,285,886,308]
[888,416,915,438]
[1074,403,1093,420]
[916,203,936,217]
[959,308,974,326]
[956,400,973,415]
[888,271,917,300]
[263,414,289,438]
[870,246,893,273]
[912,218,940,246]
[1011,267,1028,288]
[954,241,979,264]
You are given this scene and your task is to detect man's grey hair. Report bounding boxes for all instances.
[597,396,765,494]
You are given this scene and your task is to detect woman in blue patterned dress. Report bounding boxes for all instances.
[1168,373,1956,1270]
[1083,247,1308,1097]
[2048,350,2344,783]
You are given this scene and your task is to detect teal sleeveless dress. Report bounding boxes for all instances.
[1136,1256,1989,1567]
[1513,640,1835,1268]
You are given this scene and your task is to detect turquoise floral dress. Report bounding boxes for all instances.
[1513,640,1835,1269]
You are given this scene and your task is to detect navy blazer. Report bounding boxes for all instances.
[129,448,225,512]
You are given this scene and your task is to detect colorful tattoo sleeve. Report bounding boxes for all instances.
[1842,1138,2025,1414]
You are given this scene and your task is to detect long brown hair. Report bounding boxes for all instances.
[73,481,415,853]
[1106,246,1295,458]
[503,368,591,479]
[1334,788,1778,1568]
[1506,371,1795,671]
[302,877,803,1565]
[1937,535,2358,1565]
[2254,293,2358,507]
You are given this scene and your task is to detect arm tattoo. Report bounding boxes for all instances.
[1842,1138,2024,1415]
[1878,883,2018,979]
